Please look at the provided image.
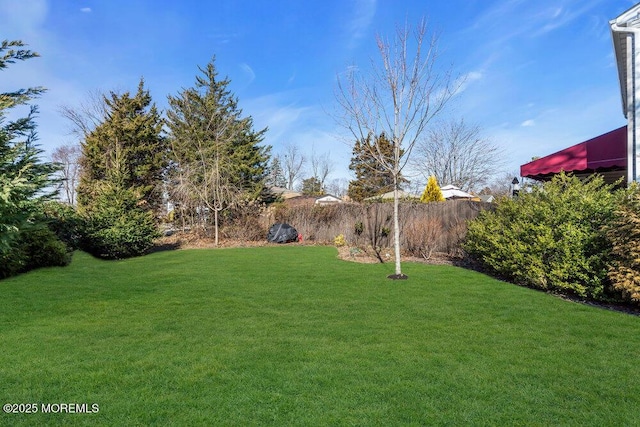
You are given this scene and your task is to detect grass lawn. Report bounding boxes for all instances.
[0,246,639,426]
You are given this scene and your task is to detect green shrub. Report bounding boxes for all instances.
[20,226,72,270]
[0,226,71,279]
[606,183,640,303]
[81,183,159,259]
[41,201,84,250]
[0,240,27,279]
[464,173,618,299]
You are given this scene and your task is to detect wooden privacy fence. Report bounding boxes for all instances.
[262,200,491,259]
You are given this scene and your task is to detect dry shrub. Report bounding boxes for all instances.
[271,202,290,223]
[364,203,392,262]
[404,217,444,260]
[223,199,268,241]
[261,199,488,257]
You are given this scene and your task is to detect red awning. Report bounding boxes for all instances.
[520,126,627,180]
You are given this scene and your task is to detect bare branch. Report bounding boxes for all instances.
[282,143,306,190]
[58,89,109,139]
[411,118,505,192]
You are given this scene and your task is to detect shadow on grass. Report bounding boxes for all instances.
[148,241,182,254]
[453,253,640,317]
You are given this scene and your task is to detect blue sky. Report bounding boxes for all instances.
[0,0,637,190]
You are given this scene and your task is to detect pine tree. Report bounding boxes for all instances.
[76,79,166,215]
[347,133,400,202]
[0,40,56,252]
[420,175,445,203]
[301,176,323,195]
[0,40,63,276]
[166,58,269,243]
[267,155,287,188]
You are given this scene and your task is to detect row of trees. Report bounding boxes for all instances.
[1,36,275,269]
[263,116,502,201]
[62,60,271,253]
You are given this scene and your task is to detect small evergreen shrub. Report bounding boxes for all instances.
[20,226,72,270]
[0,226,71,279]
[334,234,346,247]
[42,201,84,250]
[81,183,159,259]
[464,173,618,299]
[354,221,364,236]
[0,240,27,279]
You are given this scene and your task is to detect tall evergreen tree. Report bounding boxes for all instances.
[166,58,269,243]
[0,40,64,275]
[0,41,56,242]
[347,133,401,202]
[76,79,166,214]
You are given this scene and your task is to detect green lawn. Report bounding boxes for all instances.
[0,246,639,426]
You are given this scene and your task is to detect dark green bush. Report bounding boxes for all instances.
[41,201,84,250]
[0,226,71,279]
[0,241,27,279]
[81,183,159,259]
[20,226,72,270]
[464,173,618,299]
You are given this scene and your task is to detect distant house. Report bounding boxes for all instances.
[441,185,477,201]
[315,194,343,205]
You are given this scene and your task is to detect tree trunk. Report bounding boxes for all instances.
[393,176,402,276]
[214,208,219,246]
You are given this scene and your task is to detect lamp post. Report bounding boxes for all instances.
[511,177,520,198]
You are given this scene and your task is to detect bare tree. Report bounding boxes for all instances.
[479,170,522,198]
[335,18,457,279]
[59,89,109,139]
[310,149,333,191]
[326,177,348,198]
[168,99,242,246]
[51,143,81,205]
[412,118,504,192]
[282,143,306,190]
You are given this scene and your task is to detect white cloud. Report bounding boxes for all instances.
[287,70,297,86]
[80,7,92,13]
[238,63,256,85]
[533,1,602,37]
[521,119,535,127]
[453,70,484,96]
[346,0,376,49]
